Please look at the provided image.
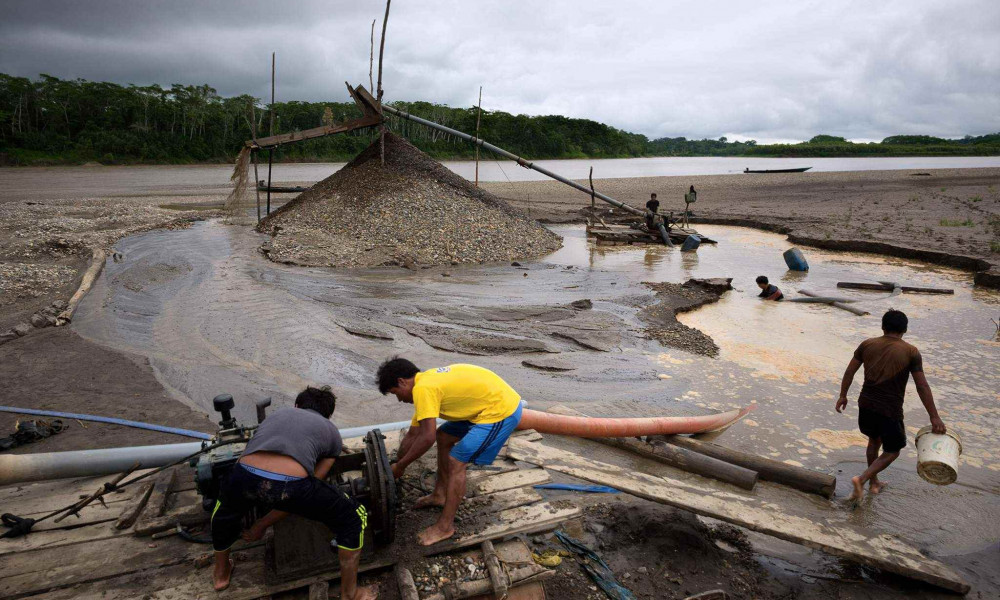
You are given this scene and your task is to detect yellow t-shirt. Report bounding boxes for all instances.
[410,364,521,426]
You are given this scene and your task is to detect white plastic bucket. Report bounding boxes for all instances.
[915,426,962,485]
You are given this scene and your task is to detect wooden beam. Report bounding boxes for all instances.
[837,282,954,294]
[395,566,420,600]
[247,114,380,150]
[507,438,969,595]
[471,468,549,496]
[114,481,155,530]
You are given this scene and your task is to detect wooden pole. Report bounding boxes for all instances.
[594,436,758,490]
[837,281,953,294]
[268,51,275,215]
[395,566,419,600]
[266,149,273,215]
[270,52,276,137]
[796,289,869,316]
[481,540,509,597]
[589,166,595,209]
[474,86,482,187]
[376,0,392,165]
[253,150,261,222]
[369,20,376,92]
[654,435,836,498]
[425,566,552,600]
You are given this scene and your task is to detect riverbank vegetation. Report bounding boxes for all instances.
[2,73,998,165]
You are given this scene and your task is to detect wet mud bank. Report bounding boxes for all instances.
[0,327,214,452]
[639,278,733,357]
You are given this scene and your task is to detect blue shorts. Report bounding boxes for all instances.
[440,402,523,466]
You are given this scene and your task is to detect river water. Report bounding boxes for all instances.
[5,157,998,199]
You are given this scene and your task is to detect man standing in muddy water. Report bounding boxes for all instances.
[835,309,946,503]
[377,358,523,545]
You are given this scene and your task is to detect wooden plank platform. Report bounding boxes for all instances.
[0,438,574,600]
[507,437,970,595]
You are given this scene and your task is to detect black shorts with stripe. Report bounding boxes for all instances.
[210,463,366,552]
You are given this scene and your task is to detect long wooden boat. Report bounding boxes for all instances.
[256,184,310,193]
[743,167,811,173]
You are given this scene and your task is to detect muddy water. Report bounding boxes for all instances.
[73,220,998,560]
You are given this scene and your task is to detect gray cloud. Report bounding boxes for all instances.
[1,0,997,142]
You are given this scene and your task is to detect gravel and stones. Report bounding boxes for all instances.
[257,133,562,268]
[639,278,734,357]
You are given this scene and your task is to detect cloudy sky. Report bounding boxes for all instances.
[2,0,998,143]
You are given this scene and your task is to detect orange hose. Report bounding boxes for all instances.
[515,405,755,438]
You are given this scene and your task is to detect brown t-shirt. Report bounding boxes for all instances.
[853,336,923,420]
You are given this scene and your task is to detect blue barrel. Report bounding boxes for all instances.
[783,247,809,271]
[681,235,701,252]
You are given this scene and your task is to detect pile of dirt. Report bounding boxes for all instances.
[257,133,562,267]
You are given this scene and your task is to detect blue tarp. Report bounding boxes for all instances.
[534,483,621,494]
[556,530,637,600]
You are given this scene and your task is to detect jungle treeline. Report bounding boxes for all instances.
[1,73,998,165]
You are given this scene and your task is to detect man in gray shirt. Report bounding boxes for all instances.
[210,387,376,599]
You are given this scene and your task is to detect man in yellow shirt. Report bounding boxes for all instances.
[377,358,524,545]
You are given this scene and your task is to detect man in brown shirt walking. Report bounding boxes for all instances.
[835,309,946,503]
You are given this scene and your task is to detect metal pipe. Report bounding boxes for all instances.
[0,419,423,485]
[381,105,645,217]
[657,221,675,247]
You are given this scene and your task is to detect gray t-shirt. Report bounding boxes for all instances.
[244,407,342,474]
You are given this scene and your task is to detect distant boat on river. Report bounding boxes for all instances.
[743,167,812,173]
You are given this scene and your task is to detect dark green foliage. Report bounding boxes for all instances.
[1,73,998,165]
[809,135,848,143]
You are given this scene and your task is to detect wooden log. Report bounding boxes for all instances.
[594,437,758,490]
[307,581,329,600]
[654,435,835,498]
[426,566,554,600]
[395,566,420,600]
[797,290,869,316]
[114,481,155,530]
[837,282,954,294]
[482,539,509,597]
[133,504,207,536]
[56,249,106,325]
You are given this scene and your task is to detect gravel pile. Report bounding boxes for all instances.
[257,133,562,267]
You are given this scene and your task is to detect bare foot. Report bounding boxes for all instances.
[869,479,887,495]
[344,583,379,600]
[413,493,446,509]
[213,558,234,592]
[847,476,865,504]
[417,522,456,546]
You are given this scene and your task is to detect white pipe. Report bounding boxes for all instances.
[0,442,204,486]
[0,419,420,485]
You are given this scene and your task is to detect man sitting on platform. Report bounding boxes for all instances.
[377,358,524,546]
[210,386,377,599]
